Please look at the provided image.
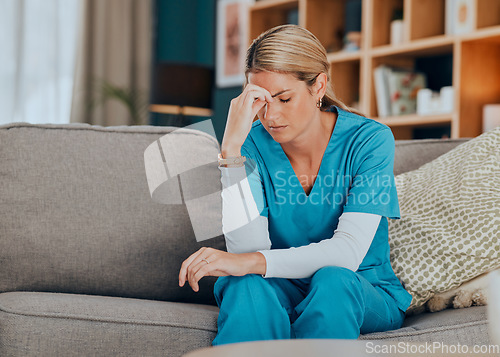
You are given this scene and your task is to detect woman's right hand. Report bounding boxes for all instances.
[221,84,274,157]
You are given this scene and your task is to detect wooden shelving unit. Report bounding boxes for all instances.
[249,0,500,139]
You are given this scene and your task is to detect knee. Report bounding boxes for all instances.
[310,266,362,299]
[214,274,267,296]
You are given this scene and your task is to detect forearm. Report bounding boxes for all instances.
[240,252,267,276]
[220,143,241,158]
[258,212,381,279]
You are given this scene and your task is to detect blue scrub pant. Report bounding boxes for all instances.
[212,266,405,346]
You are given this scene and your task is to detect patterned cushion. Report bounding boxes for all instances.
[388,127,500,313]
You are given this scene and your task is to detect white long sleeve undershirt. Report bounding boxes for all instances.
[219,165,272,254]
[219,165,382,279]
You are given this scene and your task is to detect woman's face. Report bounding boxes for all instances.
[247,70,320,144]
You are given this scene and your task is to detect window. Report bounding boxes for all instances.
[0,0,80,125]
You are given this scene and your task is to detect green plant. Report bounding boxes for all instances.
[90,78,149,126]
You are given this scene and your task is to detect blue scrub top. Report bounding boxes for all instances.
[240,105,412,311]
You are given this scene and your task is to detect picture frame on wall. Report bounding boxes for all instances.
[216,0,254,88]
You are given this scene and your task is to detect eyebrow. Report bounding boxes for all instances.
[271,89,291,98]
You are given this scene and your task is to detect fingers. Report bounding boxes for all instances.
[179,248,221,292]
[243,85,274,106]
[222,84,273,151]
[241,90,271,121]
[243,85,274,120]
[178,247,206,287]
[187,253,218,292]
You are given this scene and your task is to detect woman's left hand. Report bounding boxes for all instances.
[178,247,266,292]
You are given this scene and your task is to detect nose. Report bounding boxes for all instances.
[263,101,279,121]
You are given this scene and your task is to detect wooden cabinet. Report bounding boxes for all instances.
[249,0,500,139]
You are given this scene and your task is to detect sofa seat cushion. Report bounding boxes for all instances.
[0,291,218,357]
[361,306,490,345]
[1,292,490,356]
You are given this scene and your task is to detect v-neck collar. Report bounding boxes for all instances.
[275,105,342,198]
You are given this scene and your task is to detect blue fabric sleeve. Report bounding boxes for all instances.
[343,128,400,219]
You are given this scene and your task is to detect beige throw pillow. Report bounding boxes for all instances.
[388,127,500,313]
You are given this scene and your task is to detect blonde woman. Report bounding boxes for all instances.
[179,24,411,345]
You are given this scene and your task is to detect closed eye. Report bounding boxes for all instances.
[280,98,291,103]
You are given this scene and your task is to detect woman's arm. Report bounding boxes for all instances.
[179,83,275,291]
[178,246,266,292]
[219,161,271,253]
[221,160,381,278]
[257,212,381,279]
[178,211,379,291]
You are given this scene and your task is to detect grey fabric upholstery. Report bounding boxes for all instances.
[0,292,218,357]
[362,306,490,345]
[0,122,486,356]
[393,138,470,175]
[0,292,490,357]
[0,123,226,306]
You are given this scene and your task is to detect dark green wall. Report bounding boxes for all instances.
[152,0,242,144]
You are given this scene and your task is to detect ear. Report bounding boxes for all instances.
[312,73,328,98]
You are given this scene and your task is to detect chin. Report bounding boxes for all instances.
[271,136,287,144]
[268,131,291,144]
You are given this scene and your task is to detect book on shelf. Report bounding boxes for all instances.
[387,69,427,116]
[373,65,392,118]
[373,65,427,117]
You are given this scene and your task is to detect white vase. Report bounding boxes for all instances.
[390,20,404,45]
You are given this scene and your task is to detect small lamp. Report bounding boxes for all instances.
[150,63,214,117]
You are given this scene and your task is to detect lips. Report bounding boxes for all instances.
[269,125,287,133]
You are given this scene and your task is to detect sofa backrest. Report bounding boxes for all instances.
[0,123,226,306]
[394,138,470,175]
[0,122,470,306]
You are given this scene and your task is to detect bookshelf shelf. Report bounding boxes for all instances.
[249,0,500,139]
[249,0,299,41]
[251,0,298,11]
[370,36,454,58]
[459,25,500,42]
[376,113,453,127]
[327,50,362,63]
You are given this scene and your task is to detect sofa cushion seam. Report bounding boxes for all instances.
[0,306,218,333]
[360,319,488,339]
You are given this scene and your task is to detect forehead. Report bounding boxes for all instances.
[247,71,303,92]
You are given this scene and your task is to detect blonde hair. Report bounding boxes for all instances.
[245,24,363,116]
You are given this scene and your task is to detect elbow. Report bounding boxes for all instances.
[346,249,364,272]
[332,251,363,272]
[259,240,272,251]
[348,261,361,272]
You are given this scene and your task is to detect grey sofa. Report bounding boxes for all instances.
[0,122,490,356]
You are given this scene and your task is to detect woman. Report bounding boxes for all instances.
[178,24,412,345]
